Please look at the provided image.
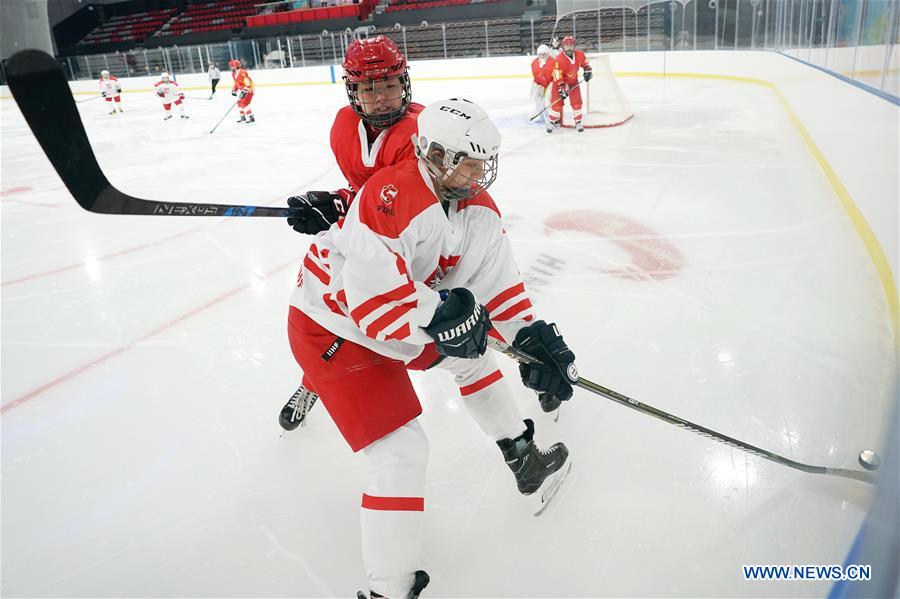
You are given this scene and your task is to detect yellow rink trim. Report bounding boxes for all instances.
[2,69,897,342]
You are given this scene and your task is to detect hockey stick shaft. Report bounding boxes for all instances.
[210,100,238,134]
[529,78,585,121]
[488,338,876,484]
[76,94,103,103]
[6,50,295,218]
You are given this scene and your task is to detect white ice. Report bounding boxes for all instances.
[1,68,896,597]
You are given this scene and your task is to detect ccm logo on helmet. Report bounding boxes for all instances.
[436,304,482,342]
[380,184,398,205]
[439,106,472,120]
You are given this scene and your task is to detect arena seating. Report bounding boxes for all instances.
[156,0,257,37]
[77,8,178,47]
[245,1,371,28]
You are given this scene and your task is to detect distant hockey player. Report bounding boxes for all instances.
[287,98,575,598]
[154,72,188,120]
[530,44,554,123]
[229,59,255,123]
[549,36,561,58]
[98,70,123,114]
[547,35,593,133]
[278,35,423,429]
[208,62,221,97]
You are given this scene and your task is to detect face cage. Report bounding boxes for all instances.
[423,144,499,202]
[344,71,411,129]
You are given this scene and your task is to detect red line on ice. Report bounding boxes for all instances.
[0,259,296,413]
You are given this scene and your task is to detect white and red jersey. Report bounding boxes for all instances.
[330,103,424,192]
[531,57,554,88]
[553,49,590,86]
[154,79,183,103]
[290,158,534,365]
[99,76,121,97]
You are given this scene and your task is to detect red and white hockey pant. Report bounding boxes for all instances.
[237,91,253,117]
[163,97,185,115]
[548,81,583,125]
[287,307,525,596]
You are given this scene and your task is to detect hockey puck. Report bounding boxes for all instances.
[858,449,881,471]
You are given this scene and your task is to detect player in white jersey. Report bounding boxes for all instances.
[287,98,577,598]
[98,70,123,114]
[154,73,188,120]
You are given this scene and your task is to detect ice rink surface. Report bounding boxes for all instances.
[1,68,896,597]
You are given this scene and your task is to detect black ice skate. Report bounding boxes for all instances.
[278,385,318,431]
[236,115,247,123]
[576,121,584,132]
[180,114,190,119]
[545,120,555,133]
[357,570,430,599]
[497,419,571,516]
[247,115,256,123]
[163,113,172,121]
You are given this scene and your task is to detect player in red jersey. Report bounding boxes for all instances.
[278,35,425,431]
[530,44,554,123]
[546,35,593,133]
[229,59,255,124]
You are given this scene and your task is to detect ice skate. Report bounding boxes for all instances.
[497,419,571,516]
[163,113,172,120]
[247,115,256,124]
[180,114,190,119]
[546,121,554,133]
[278,386,318,431]
[576,121,584,132]
[357,570,430,599]
[236,115,247,124]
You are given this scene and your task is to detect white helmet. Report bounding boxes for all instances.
[161,72,170,80]
[536,44,550,58]
[413,98,501,201]
[100,69,110,77]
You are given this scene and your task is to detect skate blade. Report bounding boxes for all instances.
[531,458,572,516]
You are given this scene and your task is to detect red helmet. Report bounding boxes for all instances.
[228,59,241,69]
[562,35,576,50]
[342,35,411,129]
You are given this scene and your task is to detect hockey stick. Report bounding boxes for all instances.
[529,78,585,121]
[76,94,103,104]
[210,100,239,135]
[6,50,293,218]
[488,338,879,484]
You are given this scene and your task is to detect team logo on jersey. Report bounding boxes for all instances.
[380,184,398,205]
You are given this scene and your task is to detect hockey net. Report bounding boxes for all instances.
[560,53,633,129]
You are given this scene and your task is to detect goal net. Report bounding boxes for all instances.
[560,53,633,129]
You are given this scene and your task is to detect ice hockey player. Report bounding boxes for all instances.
[287,97,576,597]
[98,70,123,114]
[278,34,423,430]
[547,35,593,133]
[530,44,554,123]
[229,59,255,123]
[154,72,188,120]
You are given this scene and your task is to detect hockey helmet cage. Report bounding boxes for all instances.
[413,98,501,202]
[342,35,411,129]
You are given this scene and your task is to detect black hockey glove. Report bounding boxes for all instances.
[116,86,122,93]
[558,84,569,100]
[238,89,248,99]
[513,320,577,412]
[286,189,351,234]
[583,68,593,82]
[424,288,492,360]
[101,91,107,97]
[231,89,238,96]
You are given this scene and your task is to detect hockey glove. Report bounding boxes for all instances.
[286,189,352,234]
[101,91,107,97]
[116,86,122,93]
[558,84,569,100]
[231,89,238,96]
[512,320,577,412]
[583,68,593,82]
[238,89,248,99]
[157,90,166,97]
[424,288,492,360]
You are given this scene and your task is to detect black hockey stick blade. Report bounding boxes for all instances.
[488,339,877,485]
[6,50,293,218]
